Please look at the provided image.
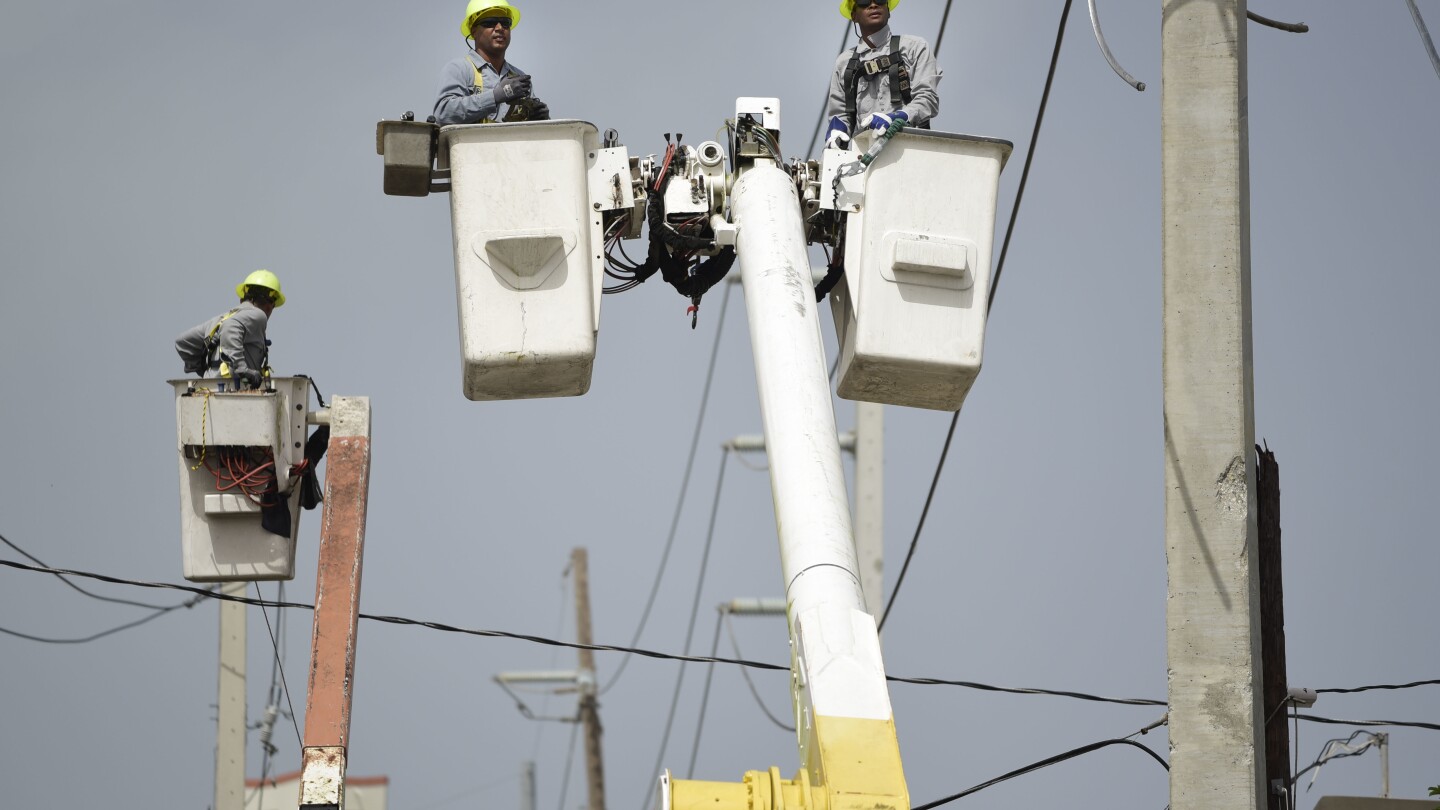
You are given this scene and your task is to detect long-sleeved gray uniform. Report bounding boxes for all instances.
[174,301,270,383]
[825,25,939,131]
[433,53,526,125]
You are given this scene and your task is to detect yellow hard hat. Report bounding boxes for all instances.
[462,0,520,34]
[236,269,285,307]
[839,0,899,20]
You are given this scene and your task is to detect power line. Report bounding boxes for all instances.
[0,602,204,644]
[886,674,1165,707]
[724,608,794,732]
[876,411,958,631]
[804,22,854,159]
[643,449,730,810]
[0,532,185,611]
[913,727,1169,810]
[933,0,956,58]
[684,611,726,778]
[880,0,1077,632]
[253,581,303,749]
[602,281,732,696]
[1405,0,1440,81]
[5,557,1437,718]
[1319,679,1440,695]
[555,718,582,810]
[1294,713,1440,733]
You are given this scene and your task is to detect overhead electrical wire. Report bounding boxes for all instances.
[912,727,1169,810]
[684,611,726,778]
[0,532,187,611]
[1318,678,1440,695]
[880,0,1076,633]
[804,23,855,159]
[0,602,206,644]
[555,718,582,810]
[723,608,795,732]
[5,557,1439,724]
[253,581,303,749]
[601,282,733,696]
[642,449,730,810]
[1405,0,1440,81]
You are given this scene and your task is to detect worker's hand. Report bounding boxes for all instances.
[861,110,908,131]
[528,98,550,120]
[494,74,533,104]
[235,369,262,390]
[824,115,851,149]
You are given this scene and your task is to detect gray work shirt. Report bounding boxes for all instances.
[825,26,940,130]
[433,53,526,125]
[174,301,270,380]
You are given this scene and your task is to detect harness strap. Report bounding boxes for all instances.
[465,56,499,124]
[844,36,929,130]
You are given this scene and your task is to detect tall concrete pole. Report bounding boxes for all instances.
[215,582,247,810]
[1162,3,1266,809]
[572,548,607,810]
[852,402,884,615]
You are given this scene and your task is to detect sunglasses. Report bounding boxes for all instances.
[853,0,889,8]
[473,16,511,30]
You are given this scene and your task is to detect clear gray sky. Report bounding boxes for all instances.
[1,2,1436,808]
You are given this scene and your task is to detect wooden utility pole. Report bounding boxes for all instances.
[1257,444,1289,809]
[1162,2,1267,808]
[572,547,607,810]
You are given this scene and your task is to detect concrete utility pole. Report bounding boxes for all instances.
[572,547,607,810]
[215,581,247,810]
[299,397,374,810]
[1162,2,1267,809]
[852,402,883,614]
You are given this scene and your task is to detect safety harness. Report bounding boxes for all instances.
[466,56,500,123]
[841,35,929,133]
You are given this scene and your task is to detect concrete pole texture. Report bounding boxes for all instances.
[1162,2,1267,808]
[215,582,247,810]
[853,402,884,616]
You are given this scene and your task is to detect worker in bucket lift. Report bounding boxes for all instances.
[822,0,940,151]
[433,0,550,126]
[174,270,284,391]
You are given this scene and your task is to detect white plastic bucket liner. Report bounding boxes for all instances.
[171,377,308,582]
[442,121,605,401]
[832,130,1012,411]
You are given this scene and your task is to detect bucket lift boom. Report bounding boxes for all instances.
[375,98,1012,810]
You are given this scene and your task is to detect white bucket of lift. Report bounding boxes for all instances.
[171,377,310,582]
[441,120,606,401]
[831,130,1012,411]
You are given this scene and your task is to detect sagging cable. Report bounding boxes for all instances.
[1088,0,1145,91]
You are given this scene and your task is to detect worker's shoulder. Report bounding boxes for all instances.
[895,33,934,54]
[225,303,268,328]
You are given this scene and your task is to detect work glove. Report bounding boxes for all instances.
[861,109,908,132]
[493,74,533,104]
[235,369,262,390]
[528,98,550,120]
[823,115,851,148]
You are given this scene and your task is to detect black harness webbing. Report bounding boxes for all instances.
[842,35,928,132]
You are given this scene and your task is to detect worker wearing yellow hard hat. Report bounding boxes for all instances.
[434,0,551,126]
[174,270,284,389]
[822,0,938,151]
